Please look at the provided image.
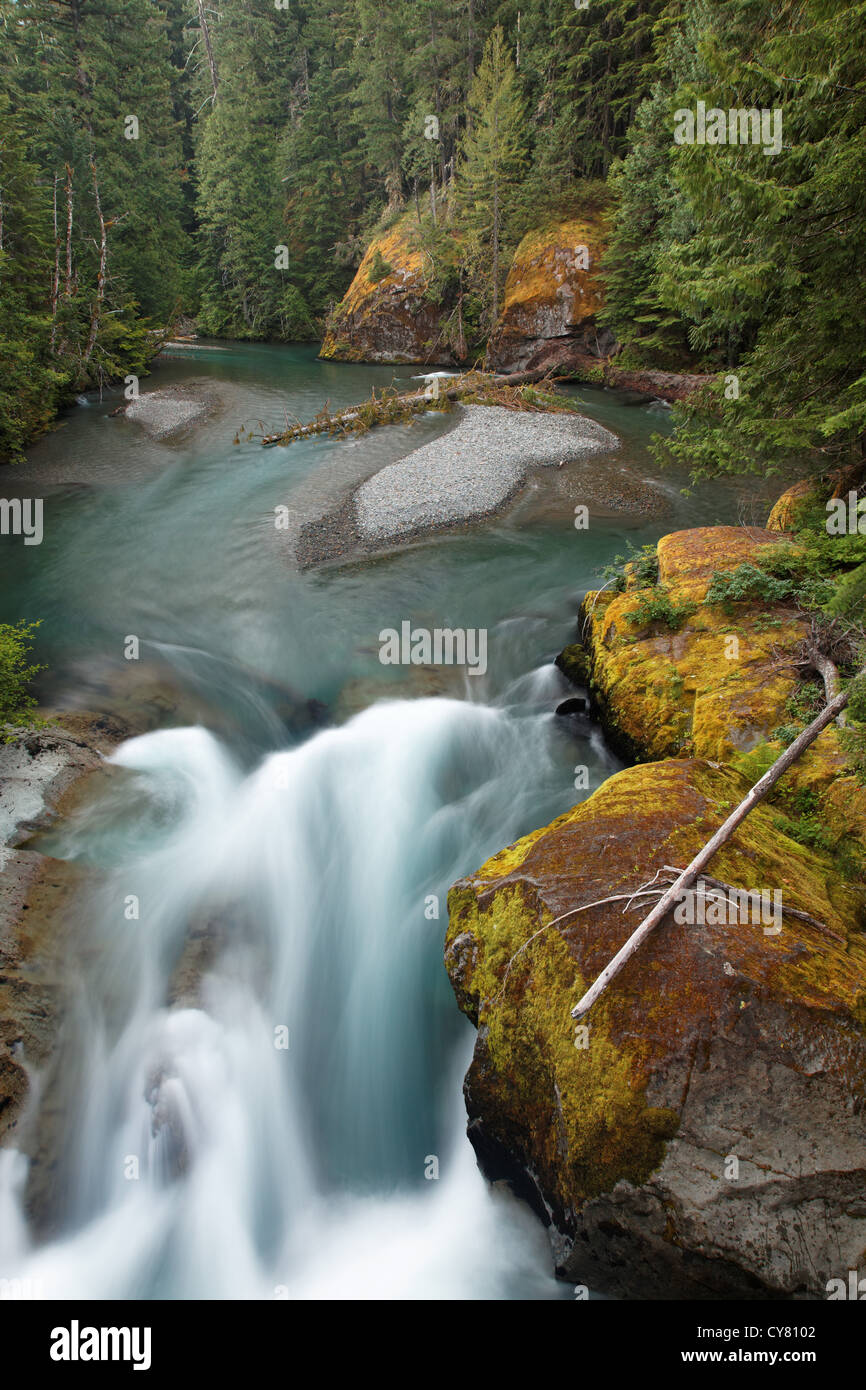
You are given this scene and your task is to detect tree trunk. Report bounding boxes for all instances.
[260,367,557,446]
[197,0,219,101]
[50,172,60,351]
[571,673,863,1019]
[63,163,74,298]
[808,649,846,725]
[456,287,466,361]
[429,9,446,186]
[81,156,107,374]
[492,183,500,326]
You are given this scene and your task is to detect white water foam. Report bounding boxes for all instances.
[0,698,574,1299]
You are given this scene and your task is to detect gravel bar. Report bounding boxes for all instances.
[354,404,619,543]
[124,386,215,439]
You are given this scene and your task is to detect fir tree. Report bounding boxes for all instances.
[455,25,528,333]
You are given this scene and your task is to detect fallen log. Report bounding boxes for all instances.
[809,649,847,725]
[493,860,838,1007]
[258,368,560,447]
[570,672,863,1019]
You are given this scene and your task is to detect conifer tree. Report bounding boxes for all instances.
[653,0,866,479]
[0,98,65,459]
[455,25,527,333]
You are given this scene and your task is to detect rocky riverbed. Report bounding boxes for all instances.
[0,714,132,1149]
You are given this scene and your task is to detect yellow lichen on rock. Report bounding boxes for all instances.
[583,527,808,763]
[320,215,452,364]
[445,758,866,1295]
[446,513,866,1297]
[486,214,610,372]
[767,480,818,532]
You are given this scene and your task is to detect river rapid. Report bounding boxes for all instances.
[0,343,763,1299]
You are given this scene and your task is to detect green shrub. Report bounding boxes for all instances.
[826,562,866,624]
[705,563,796,614]
[771,723,802,747]
[772,811,835,856]
[839,673,866,783]
[367,249,393,284]
[785,681,825,725]
[601,542,659,593]
[627,585,696,632]
[0,620,44,729]
[731,741,780,784]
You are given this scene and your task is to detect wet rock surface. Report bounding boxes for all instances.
[486,218,610,373]
[320,219,453,365]
[0,715,131,1146]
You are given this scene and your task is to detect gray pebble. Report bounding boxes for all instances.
[354,405,619,542]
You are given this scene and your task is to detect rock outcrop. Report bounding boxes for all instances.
[447,519,866,1298]
[0,715,130,1145]
[319,218,453,365]
[318,210,713,401]
[486,218,610,373]
[583,526,806,764]
[767,481,818,532]
[446,757,866,1299]
[580,524,866,849]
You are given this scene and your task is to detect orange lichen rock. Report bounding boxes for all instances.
[582,527,808,764]
[486,216,611,372]
[319,217,452,365]
[767,480,818,531]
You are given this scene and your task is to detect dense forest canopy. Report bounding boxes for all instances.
[0,0,864,485]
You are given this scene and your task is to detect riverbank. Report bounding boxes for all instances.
[0,713,132,1147]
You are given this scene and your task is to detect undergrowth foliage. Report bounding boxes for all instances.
[0,620,44,733]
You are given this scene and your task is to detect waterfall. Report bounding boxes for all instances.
[0,693,612,1299]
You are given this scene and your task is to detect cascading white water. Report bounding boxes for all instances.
[1,690,617,1299]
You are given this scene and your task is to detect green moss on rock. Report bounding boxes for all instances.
[445,757,866,1282]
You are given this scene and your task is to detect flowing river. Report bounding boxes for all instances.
[0,344,759,1299]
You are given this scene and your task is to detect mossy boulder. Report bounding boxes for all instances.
[579,527,809,764]
[320,216,453,365]
[446,758,866,1298]
[767,480,818,532]
[555,643,590,687]
[486,216,613,374]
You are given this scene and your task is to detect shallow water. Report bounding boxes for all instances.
[0,343,777,1299]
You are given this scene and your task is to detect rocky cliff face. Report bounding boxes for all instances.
[318,212,712,401]
[319,218,453,365]
[320,212,613,374]
[446,521,866,1299]
[486,217,612,373]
